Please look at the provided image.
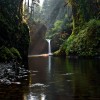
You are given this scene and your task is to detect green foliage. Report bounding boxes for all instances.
[52,20,63,32]
[68,0,100,31]
[46,16,72,39]
[56,0,100,57]
[0,46,22,61]
[10,47,22,59]
[52,20,63,34]
[46,20,63,38]
[0,46,14,61]
[59,19,100,57]
[61,15,73,33]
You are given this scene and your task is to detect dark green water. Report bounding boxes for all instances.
[0,56,100,100]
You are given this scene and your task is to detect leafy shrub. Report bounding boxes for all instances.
[52,20,63,32]
[46,20,63,38]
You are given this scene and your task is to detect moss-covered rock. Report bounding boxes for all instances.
[10,47,22,60]
[0,0,30,63]
[59,19,100,57]
[0,46,21,61]
[0,46,14,61]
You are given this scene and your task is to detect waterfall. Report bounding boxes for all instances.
[46,39,52,55]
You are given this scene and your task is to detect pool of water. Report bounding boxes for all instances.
[27,56,100,100]
[0,56,100,100]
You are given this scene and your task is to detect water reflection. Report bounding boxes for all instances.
[28,57,100,100]
[27,56,52,100]
[27,93,46,100]
[0,81,29,100]
[48,56,51,73]
[0,57,100,100]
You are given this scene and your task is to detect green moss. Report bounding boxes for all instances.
[10,47,22,59]
[54,49,66,56]
[57,0,100,57]
[0,46,14,61]
[0,46,22,61]
[59,19,100,57]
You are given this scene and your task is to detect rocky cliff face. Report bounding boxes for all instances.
[0,0,30,63]
[28,21,48,55]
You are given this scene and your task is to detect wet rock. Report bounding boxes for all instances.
[11,82,21,85]
[0,62,29,85]
[0,78,11,85]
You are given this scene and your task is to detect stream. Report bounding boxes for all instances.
[0,56,100,100]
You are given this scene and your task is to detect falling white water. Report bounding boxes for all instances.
[46,39,52,55]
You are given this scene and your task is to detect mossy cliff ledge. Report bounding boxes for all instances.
[55,0,100,57]
[0,0,30,63]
